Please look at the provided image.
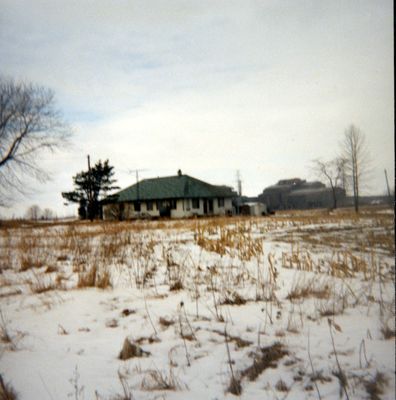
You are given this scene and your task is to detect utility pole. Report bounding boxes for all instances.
[136,170,140,203]
[87,155,93,220]
[235,170,242,216]
[87,154,92,200]
[236,170,242,197]
[384,169,392,206]
[127,169,147,211]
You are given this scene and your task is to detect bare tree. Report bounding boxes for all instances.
[42,208,56,220]
[25,204,42,220]
[0,76,70,206]
[312,157,347,209]
[341,125,369,213]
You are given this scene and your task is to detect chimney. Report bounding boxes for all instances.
[177,169,182,177]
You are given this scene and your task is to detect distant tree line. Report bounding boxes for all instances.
[25,205,56,220]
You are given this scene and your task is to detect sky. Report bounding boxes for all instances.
[0,0,394,218]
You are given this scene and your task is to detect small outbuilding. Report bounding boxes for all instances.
[240,202,268,216]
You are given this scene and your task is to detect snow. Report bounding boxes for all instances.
[0,209,395,399]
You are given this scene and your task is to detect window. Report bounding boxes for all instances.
[218,197,225,207]
[192,198,200,209]
[134,202,141,212]
[146,201,153,211]
[170,199,177,210]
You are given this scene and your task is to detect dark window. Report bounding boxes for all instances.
[134,202,141,212]
[218,197,225,207]
[192,198,200,209]
[170,199,177,210]
[146,201,153,211]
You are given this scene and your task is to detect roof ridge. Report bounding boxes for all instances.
[115,174,187,194]
[134,174,224,188]
[110,173,236,202]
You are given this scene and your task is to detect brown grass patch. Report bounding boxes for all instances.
[169,280,183,291]
[29,274,58,294]
[141,369,178,391]
[221,290,247,305]
[121,309,136,317]
[20,256,44,272]
[77,265,111,289]
[363,371,388,400]
[77,265,97,288]
[0,311,13,346]
[286,277,331,301]
[380,321,395,340]
[241,342,288,381]
[0,374,18,400]
[159,317,175,328]
[275,379,289,392]
[227,377,242,396]
[119,338,150,360]
[211,329,252,348]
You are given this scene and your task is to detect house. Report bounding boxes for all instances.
[103,170,237,220]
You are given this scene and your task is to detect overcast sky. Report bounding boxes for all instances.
[0,0,394,218]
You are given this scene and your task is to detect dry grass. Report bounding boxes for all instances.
[77,265,112,289]
[226,341,288,394]
[275,379,289,392]
[211,328,252,348]
[0,208,394,398]
[119,338,150,360]
[286,276,331,301]
[29,272,59,294]
[221,289,247,305]
[194,221,264,261]
[140,368,181,391]
[0,310,14,348]
[0,375,18,400]
[241,342,288,381]
[111,372,134,400]
[158,316,175,328]
[20,255,44,272]
[363,371,389,400]
[227,376,242,396]
[380,320,396,340]
[169,279,183,291]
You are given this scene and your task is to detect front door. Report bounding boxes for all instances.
[203,199,213,215]
[159,201,171,217]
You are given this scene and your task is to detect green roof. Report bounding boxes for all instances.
[111,174,236,203]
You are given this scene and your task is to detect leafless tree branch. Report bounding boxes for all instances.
[341,125,370,212]
[0,76,71,206]
[311,157,347,209]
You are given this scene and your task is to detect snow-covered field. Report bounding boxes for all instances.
[0,207,394,399]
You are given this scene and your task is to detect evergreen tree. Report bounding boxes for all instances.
[62,159,118,220]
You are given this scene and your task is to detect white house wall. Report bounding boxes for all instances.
[104,197,233,220]
[224,198,233,215]
[139,201,160,217]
